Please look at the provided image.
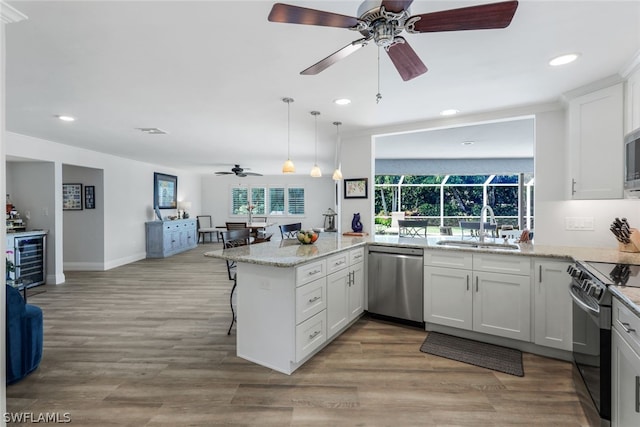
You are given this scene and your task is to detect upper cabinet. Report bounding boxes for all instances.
[625,66,640,134]
[568,82,624,199]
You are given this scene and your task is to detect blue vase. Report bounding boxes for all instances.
[351,213,363,233]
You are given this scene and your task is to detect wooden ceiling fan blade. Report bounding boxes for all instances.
[381,0,414,14]
[301,39,368,75]
[268,3,359,28]
[386,38,427,81]
[408,1,518,33]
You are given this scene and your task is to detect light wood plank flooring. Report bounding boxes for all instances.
[6,245,590,426]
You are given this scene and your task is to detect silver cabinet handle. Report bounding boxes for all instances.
[476,276,479,292]
[334,260,345,266]
[572,178,577,195]
[308,269,321,276]
[636,376,640,413]
[466,275,469,291]
[539,265,542,283]
[308,296,320,303]
[309,330,321,340]
[621,322,637,333]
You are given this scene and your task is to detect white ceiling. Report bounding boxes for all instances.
[5,1,640,175]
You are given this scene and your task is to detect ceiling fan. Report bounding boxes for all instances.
[268,0,519,81]
[215,165,263,177]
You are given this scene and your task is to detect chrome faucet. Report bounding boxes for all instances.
[479,205,496,243]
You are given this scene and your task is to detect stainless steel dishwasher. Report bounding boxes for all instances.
[367,245,424,324]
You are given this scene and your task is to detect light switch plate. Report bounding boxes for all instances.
[565,217,595,231]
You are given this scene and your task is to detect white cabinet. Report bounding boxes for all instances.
[327,248,364,339]
[625,67,640,134]
[424,265,473,330]
[533,259,573,350]
[568,83,624,199]
[424,251,531,341]
[612,298,640,427]
[236,245,365,374]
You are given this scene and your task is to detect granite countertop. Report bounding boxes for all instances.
[5,229,48,237]
[204,233,640,316]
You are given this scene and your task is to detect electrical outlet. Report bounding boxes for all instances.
[565,217,595,231]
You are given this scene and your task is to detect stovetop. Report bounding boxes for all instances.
[584,261,640,288]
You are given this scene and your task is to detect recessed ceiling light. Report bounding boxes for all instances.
[334,98,351,106]
[461,141,474,146]
[549,53,580,67]
[56,115,75,122]
[440,109,459,116]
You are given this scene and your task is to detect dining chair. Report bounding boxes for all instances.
[196,215,217,243]
[220,228,251,335]
[279,222,302,239]
[398,219,429,238]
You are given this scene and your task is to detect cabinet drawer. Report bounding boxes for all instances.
[473,254,530,276]
[296,277,327,324]
[424,250,472,269]
[296,260,326,286]
[295,310,327,362]
[326,252,349,274]
[349,247,365,265]
[613,298,640,354]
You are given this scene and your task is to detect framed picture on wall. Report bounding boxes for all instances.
[85,185,95,209]
[344,178,368,199]
[63,183,83,210]
[154,172,178,209]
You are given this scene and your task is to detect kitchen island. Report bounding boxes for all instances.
[206,233,640,374]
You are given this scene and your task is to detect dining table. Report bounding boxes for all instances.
[216,222,276,242]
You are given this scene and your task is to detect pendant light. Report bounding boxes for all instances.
[332,121,343,181]
[282,97,295,174]
[310,111,322,177]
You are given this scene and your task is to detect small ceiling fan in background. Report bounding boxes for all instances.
[214,165,263,177]
[268,0,519,81]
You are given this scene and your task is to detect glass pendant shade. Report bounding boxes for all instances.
[282,97,295,174]
[332,168,343,181]
[282,159,295,173]
[310,165,322,177]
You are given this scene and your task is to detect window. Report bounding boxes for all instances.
[231,185,305,217]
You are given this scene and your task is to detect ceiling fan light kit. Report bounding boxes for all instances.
[268,1,519,82]
[282,97,296,174]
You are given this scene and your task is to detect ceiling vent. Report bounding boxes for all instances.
[136,127,167,135]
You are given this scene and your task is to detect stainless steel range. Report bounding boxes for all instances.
[567,261,613,426]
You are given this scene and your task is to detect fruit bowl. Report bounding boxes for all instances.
[297,230,319,245]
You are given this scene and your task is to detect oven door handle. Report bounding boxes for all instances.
[569,285,600,315]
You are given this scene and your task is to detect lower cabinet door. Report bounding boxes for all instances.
[327,270,349,339]
[295,310,327,362]
[348,263,364,322]
[473,271,531,341]
[612,327,640,427]
[424,266,473,330]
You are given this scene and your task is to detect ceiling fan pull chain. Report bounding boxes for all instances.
[376,47,382,104]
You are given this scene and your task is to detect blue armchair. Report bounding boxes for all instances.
[6,285,43,384]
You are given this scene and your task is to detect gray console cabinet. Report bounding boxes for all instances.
[145,219,197,258]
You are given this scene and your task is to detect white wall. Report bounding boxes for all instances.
[6,161,57,282]
[200,174,335,239]
[62,164,104,270]
[5,131,202,281]
[339,96,640,249]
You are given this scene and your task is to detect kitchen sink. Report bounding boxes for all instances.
[435,240,520,250]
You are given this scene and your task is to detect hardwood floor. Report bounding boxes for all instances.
[6,245,591,426]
